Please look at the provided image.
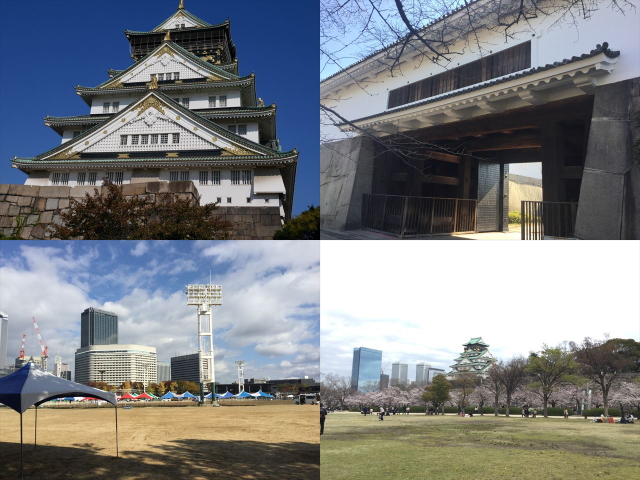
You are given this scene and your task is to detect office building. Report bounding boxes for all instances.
[351,347,382,392]
[416,362,431,388]
[157,361,171,383]
[54,361,72,381]
[75,344,157,386]
[427,367,446,383]
[81,307,118,348]
[391,363,408,387]
[379,373,389,390]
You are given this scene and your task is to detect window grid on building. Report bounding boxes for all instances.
[88,172,97,186]
[199,171,208,185]
[170,171,189,182]
[106,172,124,185]
[172,133,180,144]
[228,125,236,134]
[131,135,139,145]
[212,170,220,185]
[158,73,164,81]
[112,102,119,113]
[160,133,169,144]
[219,95,227,107]
[238,124,247,135]
[181,98,190,108]
[77,172,86,185]
[174,72,180,80]
[151,134,159,144]
[120,135,128,146]
[242,170,252,185]
[231,170,240,185]
[208,96,216,108]
[227,197,232,203]
[103,102,110,113]
[141,134,149,145]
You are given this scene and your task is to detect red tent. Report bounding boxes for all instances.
[120,393,136,400]
[135,392,153,400]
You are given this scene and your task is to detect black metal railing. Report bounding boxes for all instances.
[521,201,578,240]
[362,194,477,237]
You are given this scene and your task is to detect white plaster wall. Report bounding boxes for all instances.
[88,89,241,114]
[61,129,85,144]
[216,122,260,143]
[320,0,640,141]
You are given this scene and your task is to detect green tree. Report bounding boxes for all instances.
[273,205,319,240]
[527,345,576,417]
[51,179,232,240]
[422,374,452,414]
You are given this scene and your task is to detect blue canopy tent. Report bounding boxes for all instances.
[160,391,177,400]
[251,390,275,399]
[235,391,252,399]
[220,391,234,399]
[0,363,118,479]
[181,391,198,399]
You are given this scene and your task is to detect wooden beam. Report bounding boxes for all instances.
[422,151,461,163]
[422,175,459,186]
[456,132,541,152]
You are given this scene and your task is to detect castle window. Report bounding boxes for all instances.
[216,197,222,203]
[131,135,139,145]
[172,133,180,144]
[180,171,189,181]
[199,171,209,185]
[120,135,128,146]
[51,173,60,185]
[103,102,110,113]
[227,197,232,203]
[246,197,251,203]
[88,173,97,185]
[181,98,190,108]
[151,134,159,144]
[106,171,124,185]
[77,172,86,185]
[212,170,220,185]
[181,24,185,28]
[209,96,216,108]
[242,170,252,185]
[73,131,81,138]
[228,125,236,134]
[265,198,270,204]
[237,124,247,136]
[160,133,169,144]
[112,102,119,113]
[231,170,240,185]
[174,72,179,80]
[158,73,164,81]
[141,134,149,145]
[219,95,227,107]
[166,73,172,81]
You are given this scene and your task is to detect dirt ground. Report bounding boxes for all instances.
[0,402,320,480]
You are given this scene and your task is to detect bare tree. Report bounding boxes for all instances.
[570,337,636,416]
[486,363,506,416]
[496,356,528,417]
[321,373,355,409]
[450,372,478,413]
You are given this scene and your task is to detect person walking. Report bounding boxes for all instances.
[320,403,327,435]
[406,405,410,415]
[379,406,384,421]
[564,409,568,419]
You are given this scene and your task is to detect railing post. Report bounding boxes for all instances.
[400,196,409,238]
[521,201,525,240]
[429,199,435,235]
[382,195,388,232]
[453,199,459,233]
[474,200,477,233]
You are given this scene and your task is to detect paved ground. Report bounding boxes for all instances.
[321,225,521,240]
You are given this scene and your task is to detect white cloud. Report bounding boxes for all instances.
[130,241,149,257]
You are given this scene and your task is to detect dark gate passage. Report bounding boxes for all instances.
[521,201,578,239]
[361,194,477,237]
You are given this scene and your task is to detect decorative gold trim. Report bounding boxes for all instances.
[206,74,225,82]
[84,141,89,146]
[103,130,108,134]
[117,153,130,159]
[50,147,78,160]
[211,136,218,142]
[164,30,171,42]
[221,145,254,156]
[166,152,179,157]
[149,76,159,90]
[178,0,184,9]
[175,80,183,84]
[175,115,181,120]
[105,80,123,89]
[153,44,176,59]
[135,96,166,116]
[193,127,199,131]
[121,118,126,122]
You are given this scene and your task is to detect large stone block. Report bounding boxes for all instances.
[121,183,147,196]
[0,216,14,228]
[622,164,640,240]
[8,184,41,196]
[592,80,633,120]
[575,170,624,239]
[58,198,70,209]
[255,224,279,238]
[19,226,33,240]
[26,214,40,226]
[39,186,71,198]
[39,211,53,223]
[34,198,47,211]
[5,195,18,203]
[20,207,32,215]
[17,196,34,207]
[584,119,632,174]
[168,181,198,194]
[70,186,98,198]
[0,185,10,195]
[45,198,59,210]
[0,203,9,216]
[31,224,46,239]
[145,182,170,194]
[8,205,20,216]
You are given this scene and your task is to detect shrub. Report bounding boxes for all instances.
[582,408,638,418]
[273,205,319,240]
[508,211,521,224]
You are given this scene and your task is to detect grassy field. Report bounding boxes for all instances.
[320,413,639,480]
[0,403,319,479]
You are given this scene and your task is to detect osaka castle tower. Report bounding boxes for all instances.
[11,1,298,220]
[448,337,494,379]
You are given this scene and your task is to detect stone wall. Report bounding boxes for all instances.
[575,77,640,239]
[0,182,281,240]
[320,136,375,230]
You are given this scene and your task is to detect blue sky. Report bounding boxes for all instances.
[0,241,320,383]
[0,0,319,215]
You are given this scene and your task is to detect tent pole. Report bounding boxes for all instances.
[20,412,24,480]
[115,404,119,458]
[34,406,37,450]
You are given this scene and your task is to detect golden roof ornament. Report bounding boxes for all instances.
[178,0,184,9]
[149,76,159,90]
[164,30,171,42]
[257,98,264,106]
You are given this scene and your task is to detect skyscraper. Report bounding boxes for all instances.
[351,347,382,391]
[416,362,431,388]
[0,312,8,370]
[391,363,408,386]
[81,308,118,348]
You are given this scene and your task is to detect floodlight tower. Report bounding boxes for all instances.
[235,360,245,393]
[186,281,222,406]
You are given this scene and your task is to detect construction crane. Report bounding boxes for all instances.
[19,334,26,359]
[32,317,48,371]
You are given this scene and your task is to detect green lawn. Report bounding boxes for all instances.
[321,413,639,480]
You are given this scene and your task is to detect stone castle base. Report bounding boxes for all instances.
[0,182,281,240]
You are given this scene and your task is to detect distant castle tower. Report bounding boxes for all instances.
[448,337,494,378]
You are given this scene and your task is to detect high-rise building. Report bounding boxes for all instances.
[54,360,72,381]
[0,311,8,370]
[427,367,446,383]
[75,344,157,386]
[415,362,431,388]
[157,361,171,383]
[81,308,118,348]
[391,363,408,386]
[170,353,200,383]
[379,373,389,390]
[351,347,382,391]
[11,2,299,221]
